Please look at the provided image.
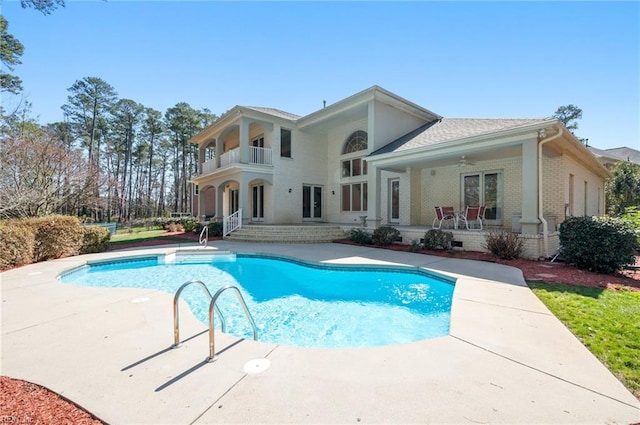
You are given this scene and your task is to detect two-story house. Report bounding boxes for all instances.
[190,86,609,259]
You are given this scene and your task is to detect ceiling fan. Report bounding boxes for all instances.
[459,156,475,167]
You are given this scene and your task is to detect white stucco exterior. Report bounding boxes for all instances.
[190,86,610,258]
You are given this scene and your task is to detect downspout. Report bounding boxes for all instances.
[538,127,563,258]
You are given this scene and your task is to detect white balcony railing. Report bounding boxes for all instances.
[202,158,218,174]
[250,146,272,166]
[202,146,272,174]
[220,148,240,168]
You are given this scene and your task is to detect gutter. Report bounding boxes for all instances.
[538,126,563,258]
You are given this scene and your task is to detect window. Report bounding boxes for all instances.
[281,128,291,158]
[341,158,367,177]
[341,183,367,212]
[342,131,368,154]
[193,184,199,196]
[462,171,503,221]
[341,131,368,212]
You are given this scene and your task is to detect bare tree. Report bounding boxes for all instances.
[0,132,97,219]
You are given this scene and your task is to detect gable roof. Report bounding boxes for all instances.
[241,106,301,121]
[372,118,551,155]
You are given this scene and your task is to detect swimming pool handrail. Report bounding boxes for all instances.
[199,225,208,247]
[172,279,225,348]
[207,285,258,362]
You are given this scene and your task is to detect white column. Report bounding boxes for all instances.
[520,139,540,234]
[240,174,251,224]
[216,183,225,218]
[239,118,249,164]
[366,163,382,228]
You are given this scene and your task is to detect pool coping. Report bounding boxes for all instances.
[2,241,639,424]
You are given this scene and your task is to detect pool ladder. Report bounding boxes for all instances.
[172,280,258,362]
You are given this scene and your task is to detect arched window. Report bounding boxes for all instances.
[341,131,368,213]
[342,131,368,154]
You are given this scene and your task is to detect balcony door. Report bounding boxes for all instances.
[302,185,322,221]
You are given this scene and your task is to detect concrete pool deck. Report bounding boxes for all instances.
[1,241,639,424]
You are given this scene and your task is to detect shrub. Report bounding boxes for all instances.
[80,225,111,254]
[620,206,640,248]
[484,230,524,260]
[179,217,199,233]
[207,221,224,237]
[560,216,637,274]
[423,229,453,250]
[410,239,421,252]
[0,220,35,271]
[29,215,84,262]
[166,223,184,233]
[372,226,400,246]
[347,228,373,245]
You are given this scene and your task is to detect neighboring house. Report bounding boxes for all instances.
[190,86,609,259]
[588,146,640,168]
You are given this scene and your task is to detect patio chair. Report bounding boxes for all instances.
[459,205,483,231]
[432,206,457,229]
[478,205,486,228]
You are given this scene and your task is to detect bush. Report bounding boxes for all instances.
[372,226,400,246]
[0,220,35,271]
[207,221,223,237]
[423,229,453,250]
[347,228,373,245]
[80,225,111,254]
[620,206,640,248]
[560,216,637,274]
[166,223,184,233]
[179,217,199,233]
[484,230,524,260]
[29,215,84,262]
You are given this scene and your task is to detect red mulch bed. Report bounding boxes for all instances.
[0,376,104,424]
[3,235,638,422]
[334,239,640,292]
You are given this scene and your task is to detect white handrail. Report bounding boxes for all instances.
[199,225,208,247]
[223,208,242,237]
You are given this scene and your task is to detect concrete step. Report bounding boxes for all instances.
[225,225,346,243]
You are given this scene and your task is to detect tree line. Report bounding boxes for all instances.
[1,76,217,222]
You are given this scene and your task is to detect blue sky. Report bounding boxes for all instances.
[4,1,639,149]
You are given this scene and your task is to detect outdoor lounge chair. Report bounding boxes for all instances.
[459,205,483,230]
[432,206,457,229]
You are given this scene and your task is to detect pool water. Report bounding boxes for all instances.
[61,254,455,348]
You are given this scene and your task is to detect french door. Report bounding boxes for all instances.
[229,189,239,214]
[302,185,322,220]
[252,184,264,221]
[462,171,503,224]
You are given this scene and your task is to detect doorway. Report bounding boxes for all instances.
[302,185,322,221]
[252,184,264,221]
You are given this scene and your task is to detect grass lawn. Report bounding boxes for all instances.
[528,282,640,399]
[109,229,196,247]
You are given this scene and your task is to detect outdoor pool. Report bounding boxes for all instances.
[60,252,456,348]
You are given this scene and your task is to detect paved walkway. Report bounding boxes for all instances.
[2,241,639,424]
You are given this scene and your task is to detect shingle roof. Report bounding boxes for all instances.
[242,106,301,121]
[372,118,550,155]
[589,146,640,165]
[603,147,640,165]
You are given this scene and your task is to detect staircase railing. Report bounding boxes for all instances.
[223,208,242,237]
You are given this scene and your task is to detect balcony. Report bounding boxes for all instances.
[200,146,273,176]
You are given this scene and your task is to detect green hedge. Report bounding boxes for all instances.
[560,216,637,274]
